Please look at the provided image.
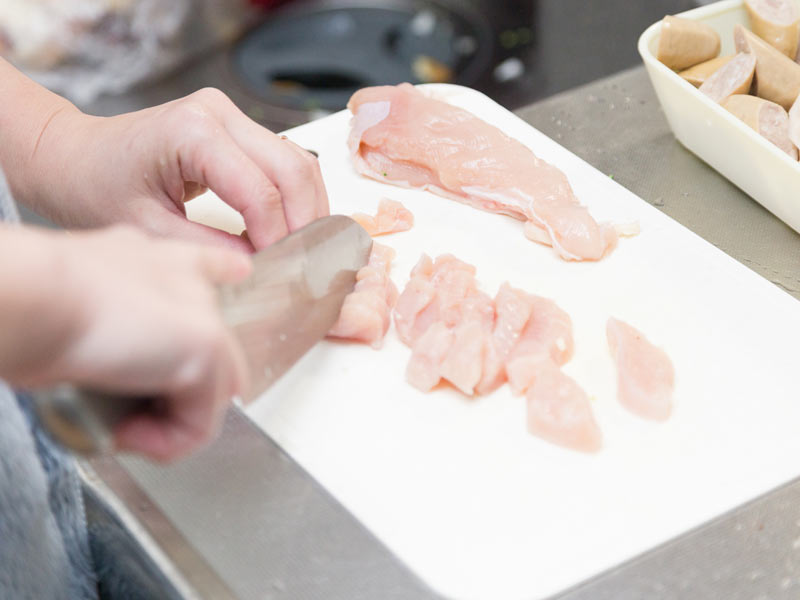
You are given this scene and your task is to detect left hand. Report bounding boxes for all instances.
[21,88,329,252]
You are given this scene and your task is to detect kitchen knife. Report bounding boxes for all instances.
[31,215,373,456]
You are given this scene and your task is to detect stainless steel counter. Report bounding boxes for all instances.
[85,66,800,600]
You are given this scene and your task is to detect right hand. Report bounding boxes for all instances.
[8,225,252,461]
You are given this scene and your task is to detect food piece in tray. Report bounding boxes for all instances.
[657,15,721,71]
[351,198,414,237]
[679,55,733,87]
[607,318,675,422]
[789,94,800,153]
[722,95,798,158]
[699,53,756,103]
[526,362,602,454]
[328,242,398,348]
[744,0,800,58]
[734,24,800,110]
[348,83,618,262]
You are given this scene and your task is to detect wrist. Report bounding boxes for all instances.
[18,104,95,223]
[0,226,89,386]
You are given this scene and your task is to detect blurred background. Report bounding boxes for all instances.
[0,0,707,132]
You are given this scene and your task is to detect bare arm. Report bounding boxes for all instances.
[0,58,329,251]
[0,223,252,461]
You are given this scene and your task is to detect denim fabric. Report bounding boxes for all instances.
[0,169,99,598]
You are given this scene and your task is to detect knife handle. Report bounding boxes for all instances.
[30,385,160,456]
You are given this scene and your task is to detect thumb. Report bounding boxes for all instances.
[153,209,256,254]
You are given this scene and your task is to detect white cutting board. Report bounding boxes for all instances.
[187,84,800,600]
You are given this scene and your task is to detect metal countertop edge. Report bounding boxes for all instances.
[81,452,238,599]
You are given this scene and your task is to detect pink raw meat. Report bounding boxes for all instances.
[526,361,602,454]
[351,198,415,236]
[607,318,675,421]
[505,295,574,395]
[328,242,398,348]
[348,83,617,261]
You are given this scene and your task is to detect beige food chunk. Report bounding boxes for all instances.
[699,53,756,103]
[679,55,733,87]
[745,0,800,58]
[657,15,721,71]
[723,95,797,158]
[789,94,800,155]
[735,24,800,110]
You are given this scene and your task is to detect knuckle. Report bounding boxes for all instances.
[168,101,215,136]
[287,154,314,180]
[255,179,282,208]
[192,87,232,109]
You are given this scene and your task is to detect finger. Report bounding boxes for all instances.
[281,136,330,217]
[114,414,200,463]
[228,128,320,231]
[197,245,253,285]
[196,93,329,228]
[152,209,256,254]
[176,129,289,248]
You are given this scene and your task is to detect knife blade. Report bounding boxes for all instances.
[31,215,373,456]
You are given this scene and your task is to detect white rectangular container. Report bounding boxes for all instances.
[638,0,800,233]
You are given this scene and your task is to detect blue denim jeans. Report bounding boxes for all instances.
[0,170,99,598]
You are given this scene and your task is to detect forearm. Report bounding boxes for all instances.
[0,58,81,212]
[0,224,82,386]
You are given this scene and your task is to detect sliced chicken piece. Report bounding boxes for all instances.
[505,296,574,395]
[394,254,482,345]
[745,0,800,58]
[406,321,454,392]
[657,15,721,71]
[476,283,534,394]
[526,361,602,454]
[722,94,798,158]
[607,318,675,422]
[351,198,414,237]
[439,320,488,396]
[328,242,398,348]
[348,84,617,261]
[699,52,756,104]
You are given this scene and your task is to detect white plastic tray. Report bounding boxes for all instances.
[638,0,800,234]
[188,85,800,600]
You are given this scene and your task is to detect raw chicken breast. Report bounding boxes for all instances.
[328,242,398,348]
[393,252,603,451]
[348,84,617,261]
[526,361,602,454]
[476,283,533,395]
[406,322,454,392]
[351,198,414,237]
[607,318,675,421]
[394,254,488,346]
[395,254,495,395]
[505,295,574,395]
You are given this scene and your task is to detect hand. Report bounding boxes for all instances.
[22,88,329,252]
[1,225,252,461]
